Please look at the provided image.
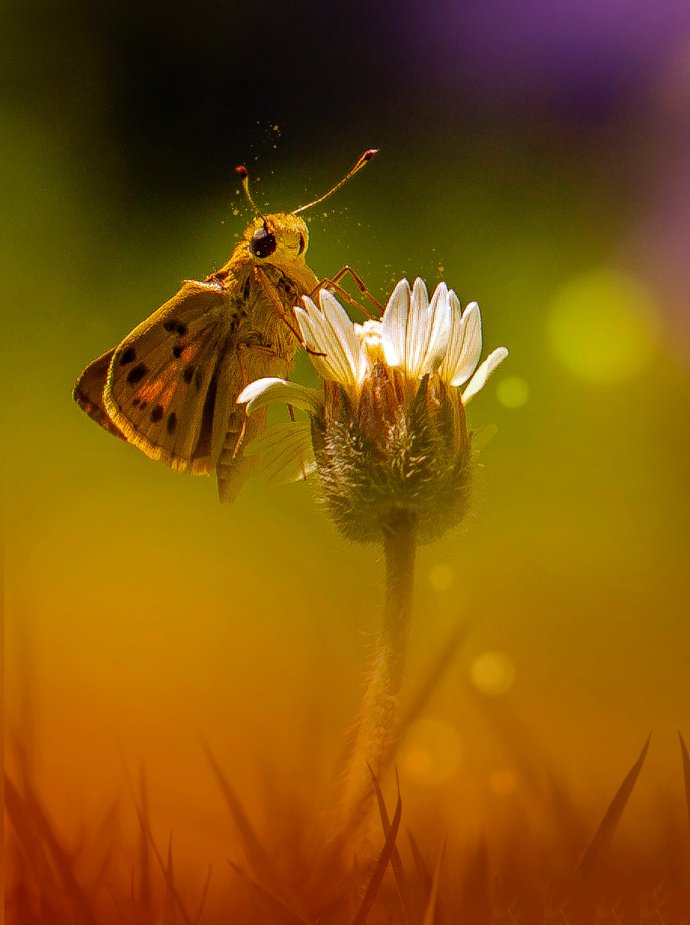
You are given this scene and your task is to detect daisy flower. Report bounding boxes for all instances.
[238,278,508,544]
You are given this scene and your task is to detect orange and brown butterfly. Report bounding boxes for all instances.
[73,150,378,502]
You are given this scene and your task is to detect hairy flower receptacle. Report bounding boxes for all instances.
[311,367,472,545]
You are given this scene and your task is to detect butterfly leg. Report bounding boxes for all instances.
[253,266,326,357]
[311,266,383,318]
[252,266,303,343]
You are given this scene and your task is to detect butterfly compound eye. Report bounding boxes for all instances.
[249,226,277,259]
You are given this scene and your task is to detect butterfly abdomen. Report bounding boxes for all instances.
[214,278,305,501]
[216,406,268,503]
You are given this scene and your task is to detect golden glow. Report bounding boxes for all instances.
[496,375,529,408]
[401,717,463,786]
[548,268,660,382]
[428,563,455,591]
[470,651,516,696]
[489,768,517,796]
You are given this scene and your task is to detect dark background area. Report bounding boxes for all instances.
[7,0,684,202]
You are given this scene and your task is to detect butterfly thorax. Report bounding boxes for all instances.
[210,211,319,359]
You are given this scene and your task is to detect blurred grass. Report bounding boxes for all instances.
[7,726,690,923]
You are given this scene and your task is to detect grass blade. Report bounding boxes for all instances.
[369,767,416,925]
[391,626,467,773]
[164,833,178,925]
[407,830,432,898]
[351,783,403,925]
[421,836,446,925]
[129,797,194,925]
[678,731,690,839]
[577,734,651,878]
[5,773,101,925]
[460,838,492,925]
[229,862,312,925]
[468,687,580,844]
[203,743,283,886]
[192,864,213,925]
[138,769,153,914]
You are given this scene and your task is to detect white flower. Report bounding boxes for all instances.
[237,278,508,543]
[240,278,508,415]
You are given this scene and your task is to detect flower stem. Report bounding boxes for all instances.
[339,508,418,847]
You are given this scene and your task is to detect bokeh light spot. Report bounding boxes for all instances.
[548,268,660,382]
[496,375,529,408]
[428,563,454,592]
[470,651,516,696]
[405,748,433,777]
[401,717,463,786]
[489,768,517,797]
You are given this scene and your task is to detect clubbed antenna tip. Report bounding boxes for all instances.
[293,148,380,214]
[235,165,264,218]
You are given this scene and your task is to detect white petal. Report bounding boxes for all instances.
[438,290,463,383]
[441,300,483,387]
[295,292,360,390]
[405,278,431,377]
[411,277,429,311]
[237,377,322,415]
[381,278,411,367]
[417,282,452,375]
[318,289,362,384]
[461,347,509,404]
[243,421,316,485]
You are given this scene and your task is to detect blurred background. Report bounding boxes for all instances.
[4,0,690,899]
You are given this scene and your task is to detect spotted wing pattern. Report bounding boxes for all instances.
[75,279,237,475]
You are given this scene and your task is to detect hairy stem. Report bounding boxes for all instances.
[339,508,418,848]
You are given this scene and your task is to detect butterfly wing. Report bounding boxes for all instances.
[73,348,127,440]
[76,278,239,475]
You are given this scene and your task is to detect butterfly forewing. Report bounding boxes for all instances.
[103,279,235,474]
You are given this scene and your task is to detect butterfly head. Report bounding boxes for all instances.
[244,213,309,268]
[235,150,378,271]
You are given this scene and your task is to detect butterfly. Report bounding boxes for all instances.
[73,150,378,502]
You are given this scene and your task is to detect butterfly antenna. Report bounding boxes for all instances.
[235,165,267,220]
[293,149,379,215]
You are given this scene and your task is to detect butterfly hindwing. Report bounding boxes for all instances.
[73,348,127,441]
[102,279,236,474]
